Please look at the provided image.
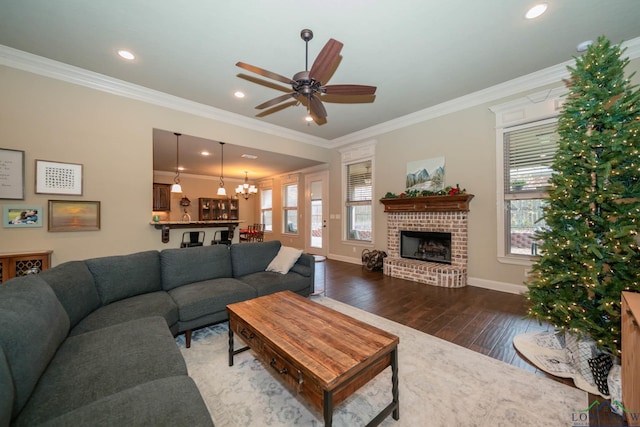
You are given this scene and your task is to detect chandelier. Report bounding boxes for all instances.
[235,171,258,200]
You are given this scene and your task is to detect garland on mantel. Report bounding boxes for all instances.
[383,184,466,199]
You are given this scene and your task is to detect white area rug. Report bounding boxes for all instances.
[177,297,587,426]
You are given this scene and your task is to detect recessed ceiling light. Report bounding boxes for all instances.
[234,91,245,98]
[178,166,185,171]
[241,154,258,159]
[577,40,593,52]
[525,3,547,19]
[200,151,211,156]
[117,49,135,60]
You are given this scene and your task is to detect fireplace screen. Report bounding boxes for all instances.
[400,231,452,264]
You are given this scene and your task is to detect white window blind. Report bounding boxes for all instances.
[504,122,558,194]
[346,160,372,205]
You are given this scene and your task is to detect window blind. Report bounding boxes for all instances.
[504,122,558,193]
[346,160,372,205]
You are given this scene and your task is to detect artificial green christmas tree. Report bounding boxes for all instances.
[526,36,640,356]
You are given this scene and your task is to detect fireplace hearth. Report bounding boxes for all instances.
[401,231,451,264]
[380,194,473,288]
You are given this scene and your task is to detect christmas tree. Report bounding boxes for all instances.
[526,36,640,356]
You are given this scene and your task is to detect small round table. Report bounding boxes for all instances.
[311,255,327,296]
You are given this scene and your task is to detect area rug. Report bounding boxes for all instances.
[176,297,587,426]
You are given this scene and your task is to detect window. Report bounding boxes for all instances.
[283,183,297,234]
[346,160,372,242]
[260,188,272,232]
[503,119,558,256]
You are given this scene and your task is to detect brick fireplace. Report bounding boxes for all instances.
[380,195,473,288]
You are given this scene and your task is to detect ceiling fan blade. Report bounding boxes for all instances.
[321,84,377,95]
[308,95,327,119]
[236,62,294,85]
[255,93,297,109]
[309,39,343,84]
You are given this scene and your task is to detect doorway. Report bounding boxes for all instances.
[305,171,328,256]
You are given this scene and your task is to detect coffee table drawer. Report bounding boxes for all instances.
[262,343,307,394]
[231,316,263,351]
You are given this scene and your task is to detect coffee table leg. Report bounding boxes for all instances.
[228,327,234,366]
[323,390,333,427]
[391,347,399,420]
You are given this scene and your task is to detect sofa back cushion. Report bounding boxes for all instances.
[86,251,162,305]
[161,245,232,291]
[0,345,14,427]
[39,260,101,328]
[0,275,70,417]
[230,240,281,277]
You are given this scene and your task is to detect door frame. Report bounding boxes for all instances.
[304,171,329,255]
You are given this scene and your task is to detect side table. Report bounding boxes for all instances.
[311,255,326,296]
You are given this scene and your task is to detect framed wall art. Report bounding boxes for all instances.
[48,200,100,232]
[36,160,83,195]
[0,148,25,200]
[3,205,43,228]
[406,157,445,192]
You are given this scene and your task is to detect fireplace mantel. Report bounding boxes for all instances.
[380,194,474,213]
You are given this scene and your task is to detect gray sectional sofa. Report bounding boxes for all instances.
[0,240,314,426]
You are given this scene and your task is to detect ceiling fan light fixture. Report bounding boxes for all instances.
[236,29,376,125]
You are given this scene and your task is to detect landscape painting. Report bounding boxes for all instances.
[48,200,100,232]
[406,157,445,192]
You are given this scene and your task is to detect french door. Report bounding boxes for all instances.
[304,171,328,256]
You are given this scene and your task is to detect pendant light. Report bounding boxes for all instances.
[217,142,227,196]
[171,132,182,193]
[235,171,258,200]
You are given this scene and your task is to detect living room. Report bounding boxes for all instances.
[1,3,640,425]
[0,3,637,289]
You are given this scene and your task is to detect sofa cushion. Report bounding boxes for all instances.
[0,346,14,427]
[168,278,256,322]
[266,246,303,274]
[230,240,281,277]
[239,271,311,296]
[35,377,214,427]
[161,245,233,291]
[39,260,101,328]
[86,250,162,305]
[0,275,70,417]
[14,316,186,426]
[69,291,179,336]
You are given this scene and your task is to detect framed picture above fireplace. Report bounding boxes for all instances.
[406,157,445,192]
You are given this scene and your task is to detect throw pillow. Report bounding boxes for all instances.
[588,353,614,396]
[266,246,303,274]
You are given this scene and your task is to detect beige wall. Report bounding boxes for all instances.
[328,57,640,288]
[0,66,329,264]
[2,56,638,289]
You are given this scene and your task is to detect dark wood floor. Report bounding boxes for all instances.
[319,259,626,426]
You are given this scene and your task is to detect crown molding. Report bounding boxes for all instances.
[0,45,329,147]
[329,36,640,148]
[2,37,639,150]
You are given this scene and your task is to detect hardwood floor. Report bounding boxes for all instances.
[319,259,626,426]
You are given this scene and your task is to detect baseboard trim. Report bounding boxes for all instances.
[326,255,529,295]
[467,277,527,295]
[327,253,362,265]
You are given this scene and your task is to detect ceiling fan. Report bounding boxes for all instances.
[236,29,377,124]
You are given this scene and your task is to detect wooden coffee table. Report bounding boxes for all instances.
[227,291,400,426]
